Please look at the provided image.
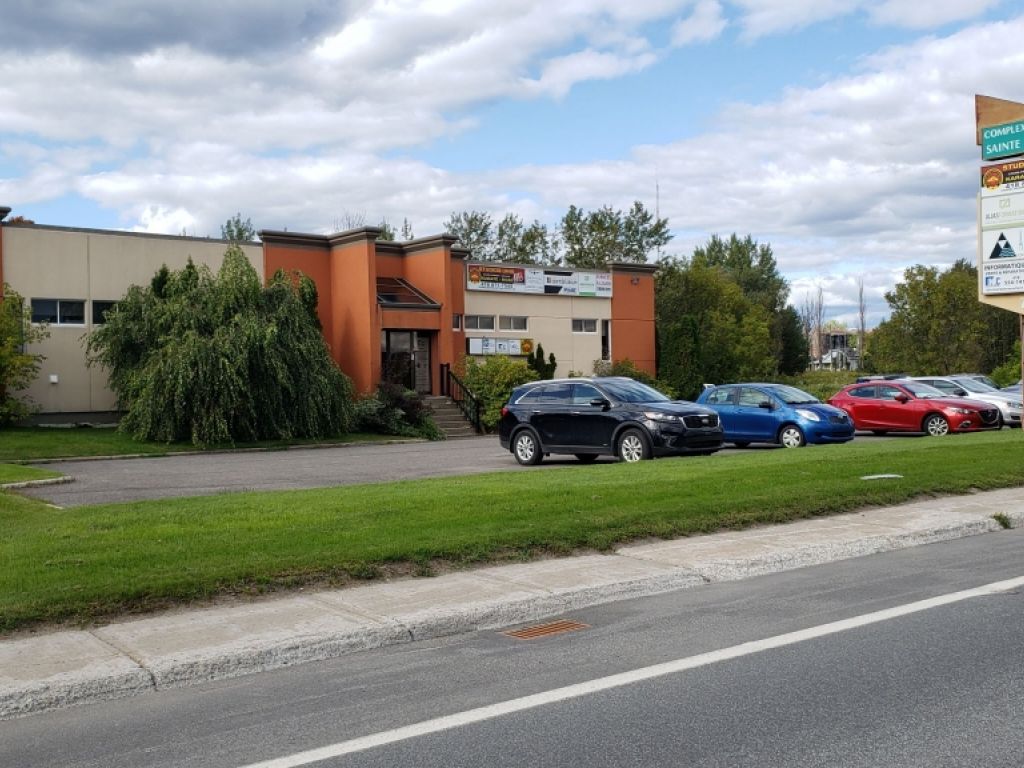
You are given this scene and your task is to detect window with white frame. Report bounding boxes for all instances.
[572,318,597,333]
[498,315,527,331]
[465,315,495,330]
[92,300,118,325]
[31,298,85,325]
[452,313,462,330]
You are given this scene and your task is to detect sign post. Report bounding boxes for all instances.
[977,95,1024,395]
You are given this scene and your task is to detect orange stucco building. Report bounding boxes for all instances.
[1,208,657,414]
[261,228,468,395]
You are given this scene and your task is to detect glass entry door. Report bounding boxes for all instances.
[381,331,432,394]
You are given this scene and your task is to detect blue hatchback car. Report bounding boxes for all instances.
[696,383,855,447]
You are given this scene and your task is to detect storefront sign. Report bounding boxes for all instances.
[981,160,1024,190]
[982,120,1024,161]
[980,176,1024,294]
[466,263,612,297]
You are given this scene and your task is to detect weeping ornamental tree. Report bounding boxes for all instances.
[87,246,354,445]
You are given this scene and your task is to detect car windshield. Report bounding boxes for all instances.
[951,377,996,393]
[599,379,671,404]
[768,385,819,405]
[901,381,944,398]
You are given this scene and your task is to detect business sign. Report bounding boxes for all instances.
[466,263,612,297]
[980,172,1024,294]
[982,160,1024,190]
[467,337,527,355]
[981,120,1024,161]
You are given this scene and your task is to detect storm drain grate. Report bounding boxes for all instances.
[503,619,590,640]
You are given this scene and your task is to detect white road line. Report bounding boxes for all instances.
[238,575,1024,768]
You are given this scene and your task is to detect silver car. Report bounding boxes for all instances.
[911,376,1022,428]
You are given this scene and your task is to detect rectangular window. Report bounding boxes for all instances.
[572,318,598,333]
[498,315,527,331]
[452,313,462,330]
[31,298,86,325]
[601,319,610,360]
[92,300,117,325]
[465,315,495,331]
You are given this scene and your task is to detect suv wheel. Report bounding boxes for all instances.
[513,430,543,465]
[617,428,650,463]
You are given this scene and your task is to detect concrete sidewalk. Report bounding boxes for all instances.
[3,487,1023,720]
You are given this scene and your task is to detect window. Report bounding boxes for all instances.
[706,387,735,406]
[31,298,85,325]
[739,387,769,407]
[499,315,527,331]
[572,318,597,333]
[465,315,495,331]
[601,319,610,360]
[878,385,904,401]
[571,383,603,405]
[452,313,462,330]
[518,383,572,404]
[92,300,117,325]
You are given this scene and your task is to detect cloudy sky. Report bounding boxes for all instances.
[1,1,1020,327]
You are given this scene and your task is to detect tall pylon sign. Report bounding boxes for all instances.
[977,95,1024,310]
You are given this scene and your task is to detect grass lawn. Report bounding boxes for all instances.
[1,430,1022,633]
[0,427,406,462]
[0,464,62,484]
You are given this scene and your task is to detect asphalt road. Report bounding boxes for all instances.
[3,530,1022,768]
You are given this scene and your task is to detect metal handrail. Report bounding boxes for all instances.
[440,364,483,433]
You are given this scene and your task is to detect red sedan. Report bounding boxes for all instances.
[827,380,1001,436]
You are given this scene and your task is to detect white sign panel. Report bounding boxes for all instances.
[981,227,1024,294]
[979,182,1024,295]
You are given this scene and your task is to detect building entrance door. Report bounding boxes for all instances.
[381,330,432,394]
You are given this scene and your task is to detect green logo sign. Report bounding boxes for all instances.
[983,120,1024,161]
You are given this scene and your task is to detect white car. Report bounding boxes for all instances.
[911,376,1022,428]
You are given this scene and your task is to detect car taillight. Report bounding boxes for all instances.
[501,406,509,417]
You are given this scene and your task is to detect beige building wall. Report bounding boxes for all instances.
[4,224,262,414]
[463,290,611,377]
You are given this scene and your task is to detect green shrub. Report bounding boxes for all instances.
[354,382,443,440]
[990,342,1022,388]
[526,343,557,379]
[463,356,535,430]
[775,370,859,401]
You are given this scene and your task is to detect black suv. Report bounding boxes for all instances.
[498,377,723,465]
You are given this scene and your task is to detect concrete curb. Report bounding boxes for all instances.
[2,491,1022,720]
[0,476,74,491]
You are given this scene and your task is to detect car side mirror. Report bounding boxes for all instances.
[953,388,967,397]
[759,400,773,410]
[895,394,910,403]
[590,397,611,410]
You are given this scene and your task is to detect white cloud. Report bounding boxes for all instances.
[671,1,728,45]
[868,0,1005,29]
[2,4,1022,327]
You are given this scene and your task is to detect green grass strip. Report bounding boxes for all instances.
[1,430,1022,633]
[0,464,61,484]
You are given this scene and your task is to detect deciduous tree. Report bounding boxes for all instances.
[0,286,49,425]
[87,246,354,445]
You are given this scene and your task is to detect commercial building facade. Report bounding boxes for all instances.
[1,210,655,417]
